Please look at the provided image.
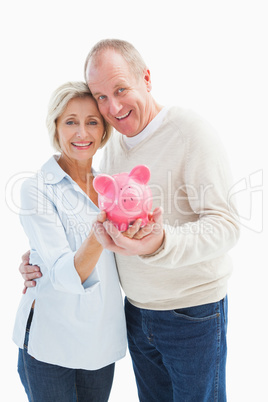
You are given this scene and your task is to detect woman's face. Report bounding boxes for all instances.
[56,96,105,162]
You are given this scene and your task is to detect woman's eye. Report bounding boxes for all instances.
[89,121,97,125]
[66,121,75,125]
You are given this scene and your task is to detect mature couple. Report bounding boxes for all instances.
[13,39,239,401]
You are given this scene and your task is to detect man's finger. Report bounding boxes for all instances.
[122,219,142,238]
[24,280,36,289]
[21,250,31,265]
[151,207,163,224]
[132,223,154,240]
[22,271,42,281]
[19,263,41,275]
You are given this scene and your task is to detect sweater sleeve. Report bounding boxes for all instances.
[20,177,100,294]
[139,115,240,268]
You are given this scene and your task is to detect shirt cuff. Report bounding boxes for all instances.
[49,252,100,295]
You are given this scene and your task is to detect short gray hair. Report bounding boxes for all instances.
[46,81,112,152]
[84,39,147,82]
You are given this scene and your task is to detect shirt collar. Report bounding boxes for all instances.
[41,155,68,184]
[41,155,99,185]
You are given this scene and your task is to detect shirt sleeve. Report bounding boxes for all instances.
[20,176,100,294]
[139,116,240,268]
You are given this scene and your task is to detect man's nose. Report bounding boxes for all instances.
[109,97,122,116]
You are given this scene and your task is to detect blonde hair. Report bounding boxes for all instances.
[84,39,147,82]
[46,81,112,152]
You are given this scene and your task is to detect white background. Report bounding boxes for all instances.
[1,0,267,400]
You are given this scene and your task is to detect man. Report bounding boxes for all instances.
[20,39,239,401]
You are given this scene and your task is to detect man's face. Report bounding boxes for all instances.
[86,50,153,137]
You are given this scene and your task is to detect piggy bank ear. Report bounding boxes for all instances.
[93,175,116,196]
[129,165,151,184]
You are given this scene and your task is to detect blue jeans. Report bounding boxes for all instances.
[18,309,115,402]
[125,297,228,402]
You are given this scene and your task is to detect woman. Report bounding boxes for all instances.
[13,82,130,401]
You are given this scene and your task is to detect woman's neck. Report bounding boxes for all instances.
[57,154,97,202]
[57,154,92,181]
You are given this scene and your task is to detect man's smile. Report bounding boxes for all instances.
[115,110,132,120]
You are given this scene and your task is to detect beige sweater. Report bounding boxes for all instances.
[100,106,240,310]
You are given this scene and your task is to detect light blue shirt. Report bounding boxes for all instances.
[13,156,127,370]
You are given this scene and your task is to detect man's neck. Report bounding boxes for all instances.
[123,105,169,150]
[140,100,163,137]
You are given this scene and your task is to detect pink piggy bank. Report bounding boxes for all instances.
[93,165,153,231]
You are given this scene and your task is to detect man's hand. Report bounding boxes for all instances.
[19,251,42,294]
[93,207,164,256]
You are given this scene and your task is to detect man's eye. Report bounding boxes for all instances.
[98,95,106,101]
[118,88,125,94]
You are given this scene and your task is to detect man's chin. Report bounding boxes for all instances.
[114,124,138,137]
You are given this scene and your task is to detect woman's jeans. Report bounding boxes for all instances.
[17,309,115,402]
[125,296,228,402]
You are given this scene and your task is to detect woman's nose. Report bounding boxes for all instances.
[77,124,88,138]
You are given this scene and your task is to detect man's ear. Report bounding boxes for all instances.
[143,68,152,92]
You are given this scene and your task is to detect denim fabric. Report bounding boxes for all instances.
[18,310,115,402]
[125,297,228,402]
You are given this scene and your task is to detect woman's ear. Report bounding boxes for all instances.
[55,130,61,151]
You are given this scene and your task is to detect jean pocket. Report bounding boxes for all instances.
[172,301,220,322]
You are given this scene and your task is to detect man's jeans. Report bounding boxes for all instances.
[125,296,228,402]
[17,309,115,402]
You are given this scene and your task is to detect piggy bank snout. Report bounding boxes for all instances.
[119,188,142,211]
[94,166,152,230]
